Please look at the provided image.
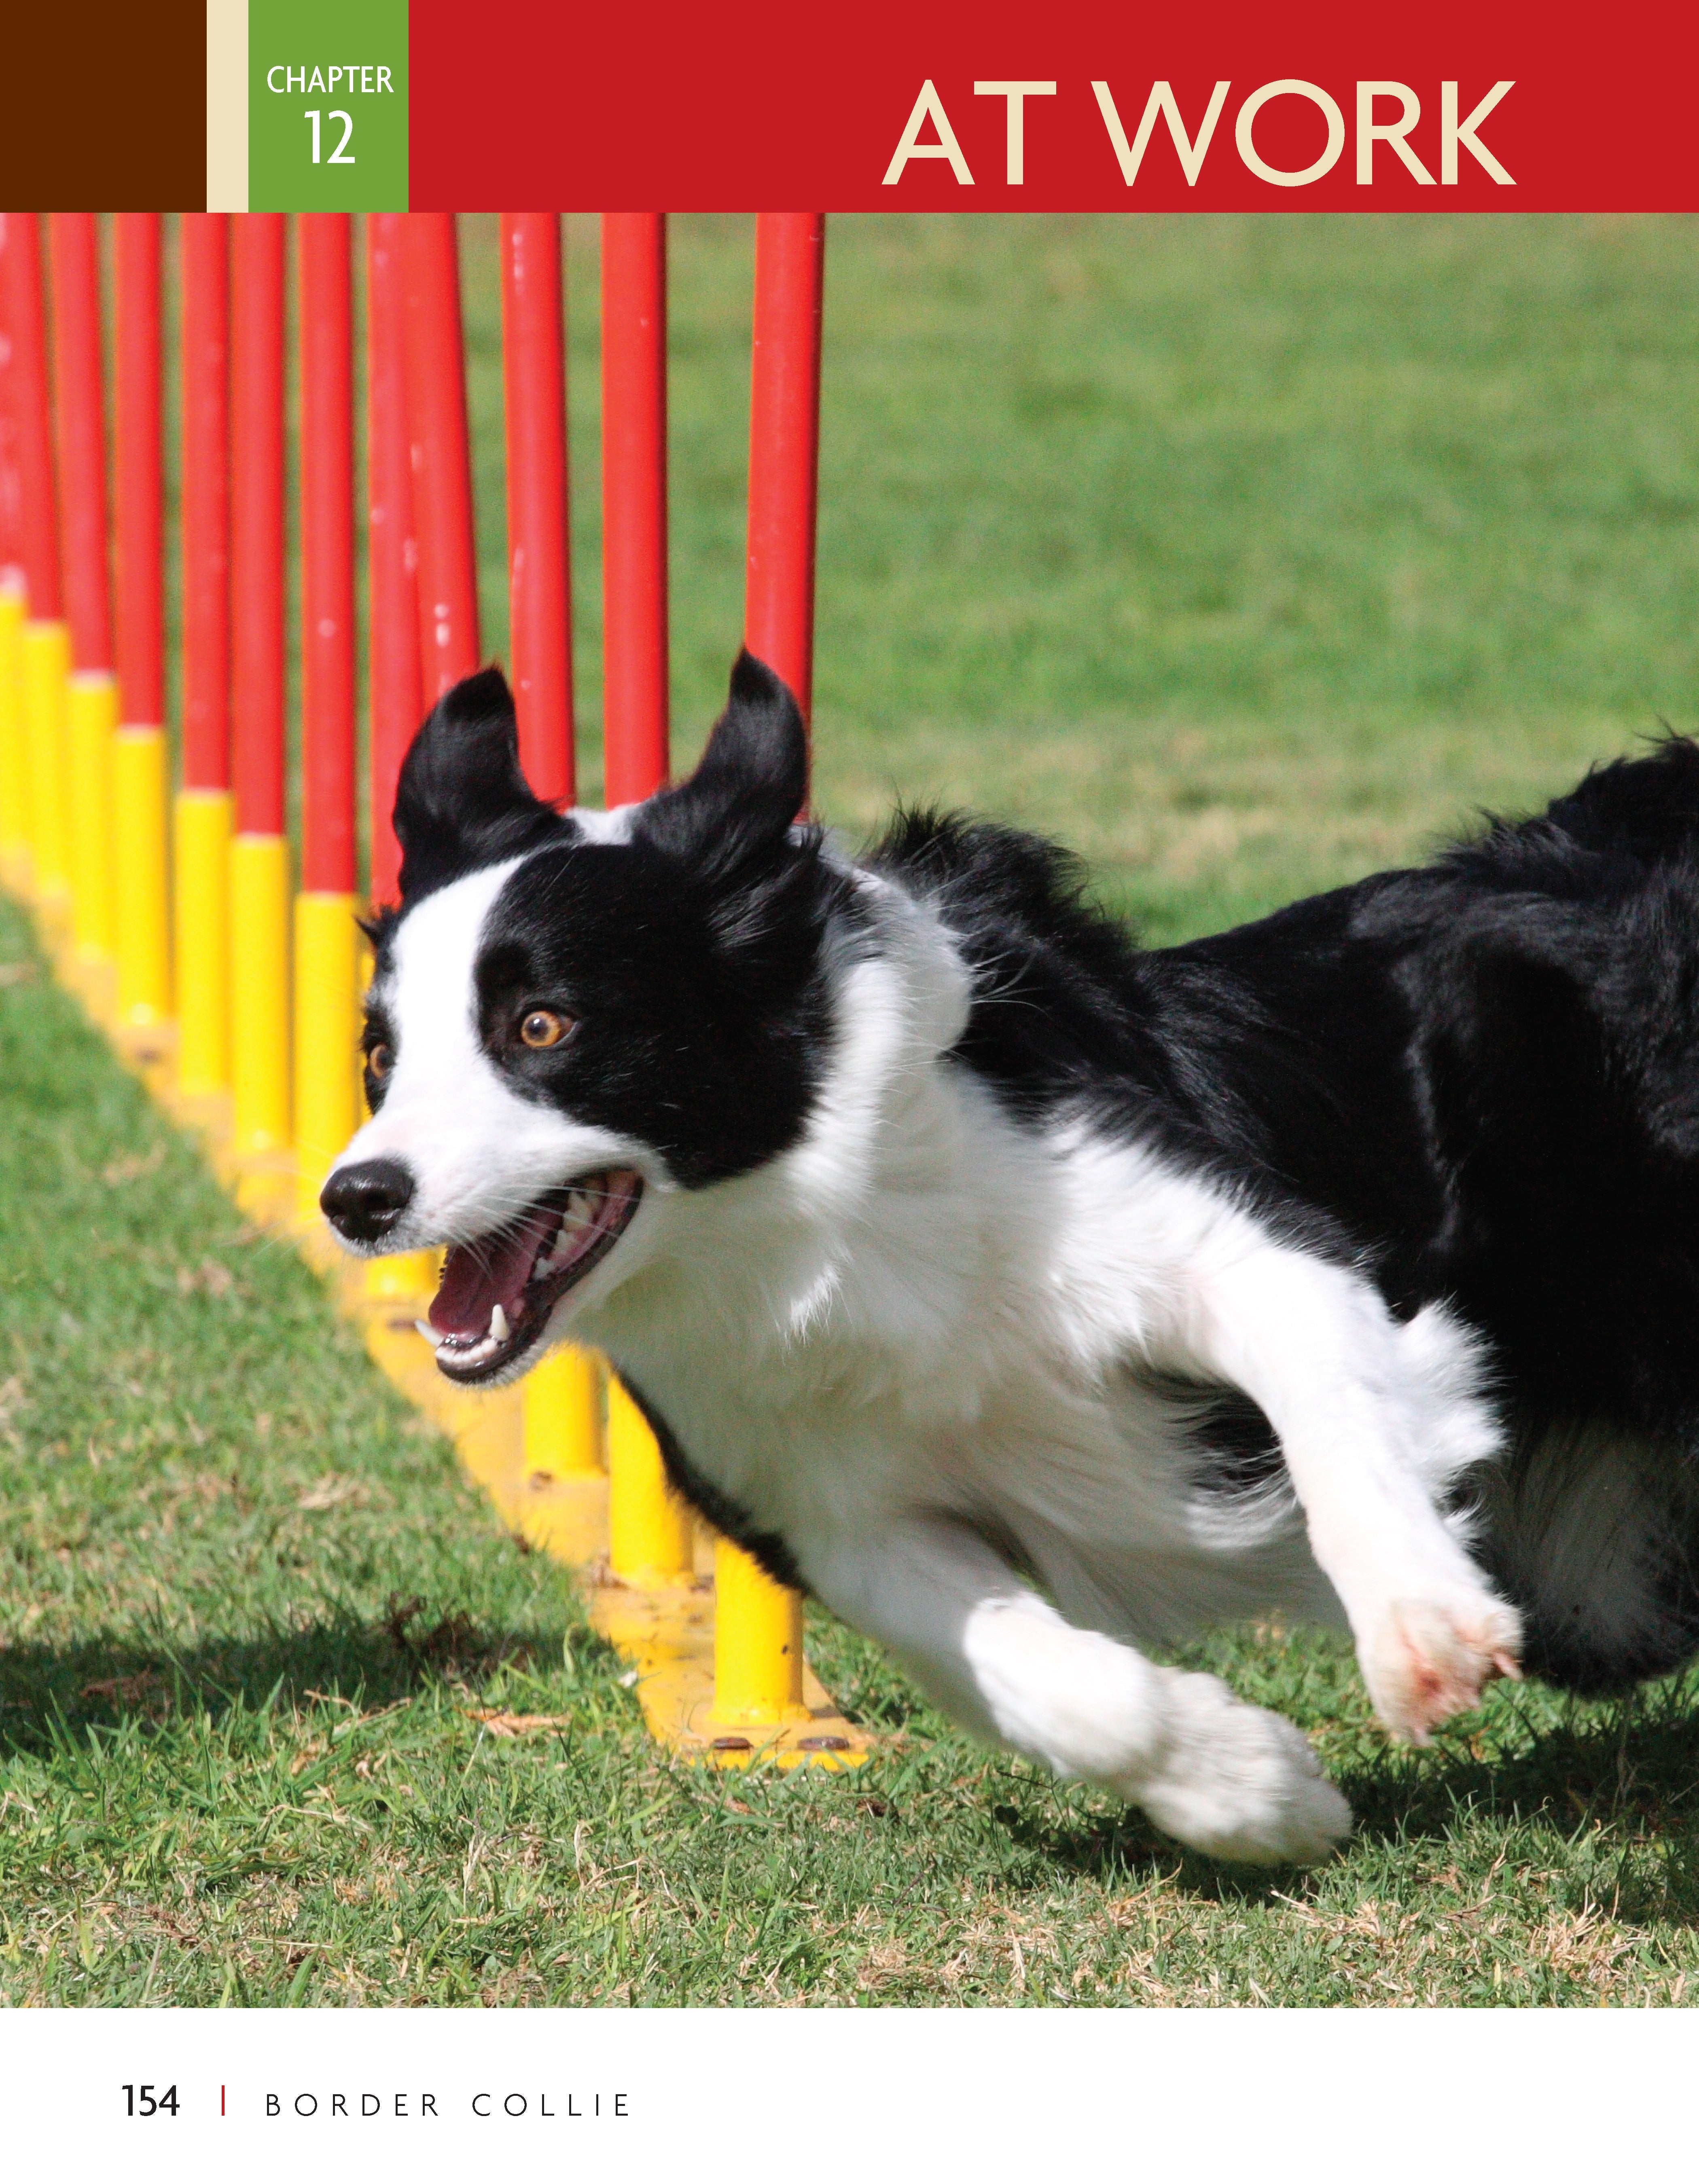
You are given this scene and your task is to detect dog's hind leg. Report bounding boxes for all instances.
[813,1517,1352,1865]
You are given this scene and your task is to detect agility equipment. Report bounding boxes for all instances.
[0,210,863,1770]
[176,214,234,1115]
[294,214,361,1225]
[229,214,291,1209]
[112,214,172,1058]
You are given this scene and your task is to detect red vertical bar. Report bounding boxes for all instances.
[2,214,59,619]
[600,213,669,805]
[744,214,825,734]
[0,217,23,583]
[500,211,573,808]
[298,216,356,896]
[180,215,230,791]
[398,213,479,697]
[114,216,163,727]
[231,214,286,838]
[49,213,110,670]
[366,213,422,907]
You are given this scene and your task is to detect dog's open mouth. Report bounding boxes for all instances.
[421,1168,643,1384]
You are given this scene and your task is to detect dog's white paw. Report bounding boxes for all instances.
[1132,1671,1353,1866]
[1358,1591,1523,1744]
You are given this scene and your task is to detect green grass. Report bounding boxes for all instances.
[11,214,1699,2004]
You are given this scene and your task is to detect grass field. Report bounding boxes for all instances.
[8,214,1699,2005]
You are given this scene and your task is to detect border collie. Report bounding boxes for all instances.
[322,653,1699,1864]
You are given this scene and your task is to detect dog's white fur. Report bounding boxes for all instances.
[337,846,1524,1862]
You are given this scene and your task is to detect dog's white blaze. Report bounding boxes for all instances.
[327,855,639,1255]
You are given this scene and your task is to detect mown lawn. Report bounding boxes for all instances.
[8,214,1699,2004]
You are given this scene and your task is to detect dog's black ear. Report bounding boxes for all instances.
[394,667,567,902]
[634,650,807,881]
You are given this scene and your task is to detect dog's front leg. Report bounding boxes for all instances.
[812,1517,1350,1864]
[1178,1243,1521,1740]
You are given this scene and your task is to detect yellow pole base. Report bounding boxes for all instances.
[0,576,28,892]
[20,620,70,948]
[712,1539,810,1726]
[292,890,361,1224]
[172,787,231,1111]
[111,727,174,1069]
[67,671,117,1016]
[523,1344,605,1481]
[607,1371,694,1586]
[230,833,292,1214]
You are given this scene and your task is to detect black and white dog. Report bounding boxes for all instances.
[322,652,1699,1864]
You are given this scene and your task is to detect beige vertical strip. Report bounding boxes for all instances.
[206,0,248,213]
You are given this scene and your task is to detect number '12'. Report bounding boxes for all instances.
[305,111,355,163]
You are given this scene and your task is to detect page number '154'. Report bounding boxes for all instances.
[306,111,354,163]
[123,2085,180,2117]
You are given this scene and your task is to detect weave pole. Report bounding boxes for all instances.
[175,214,233,1122]
[711,212,829,1732]
[399,214,479,694]
[111,214,172,1061]
[229,214,292,1210]
[9,214,69,938]
[294,214,361,1227]
[501,214,574,806]
[600,215,671,809]
[0,231,17,587]
[365,214,422,912]
[746,215,826,728]
[362,213,435,1308]
[600,213,693,1586]
[0,215,32,895]
[501,212,606,1485]
[49,215,118,1006]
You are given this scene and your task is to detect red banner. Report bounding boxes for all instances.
[409,0,1686,212]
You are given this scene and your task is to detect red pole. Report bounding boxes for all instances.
[298,215,356,897]
[0,217,23,585]
[114,216,163,728]
[501,212,573,807]
[601,213,669,804]
[744,214,825,733]
[231,214,286,840]
[398,214,479,697]
[180,215,230,791]
[366,214,422,906]
[2,214,59,620]
[48,214,110,670]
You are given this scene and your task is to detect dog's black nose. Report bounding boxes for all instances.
[320,1158,416,1243]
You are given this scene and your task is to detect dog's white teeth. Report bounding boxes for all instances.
[490,1303,511,1343]
[414,1319,443,1351]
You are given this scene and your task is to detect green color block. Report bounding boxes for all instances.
[249,0,408,212]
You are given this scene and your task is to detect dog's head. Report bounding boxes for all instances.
[320,651,845,1385]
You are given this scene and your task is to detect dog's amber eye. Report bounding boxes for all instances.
[366,1042,394,1081]
[520,1009,570,1050]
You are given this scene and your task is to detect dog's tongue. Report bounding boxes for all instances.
[429,1206,557,1337]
